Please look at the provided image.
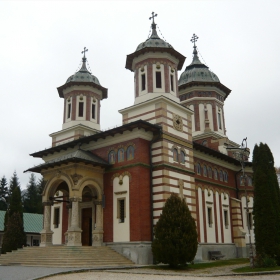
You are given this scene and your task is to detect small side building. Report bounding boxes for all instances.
[0,211,43,247]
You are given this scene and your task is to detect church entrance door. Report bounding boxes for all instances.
[82,208,92,246]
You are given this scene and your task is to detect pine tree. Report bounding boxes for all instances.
[9,171,21,195]
[0,176,8,210]
[152,193,198,267]
[1,212,26,253]
[24,173,40,213]
[1,186,26,254]
[253,142,280,265]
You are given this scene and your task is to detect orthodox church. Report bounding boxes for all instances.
[26,14,254,264]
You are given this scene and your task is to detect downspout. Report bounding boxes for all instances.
[235,169,242,199]
[150,127,162,243]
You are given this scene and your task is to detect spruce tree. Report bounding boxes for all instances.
[36,176,45,214]
[0,176,8,210]
[152,193,198,267]
[1,212,26,253]
[253,142,280,265]
[24,173,40,213]
[2,186,26,253]
[9,171,21,195]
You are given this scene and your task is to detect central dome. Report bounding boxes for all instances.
[66,58,100,85]
[136,22,173,51]
[179,46,219,86]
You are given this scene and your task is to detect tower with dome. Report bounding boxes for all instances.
[25,13,254,263]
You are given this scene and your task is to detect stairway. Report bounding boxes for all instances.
[0,246,134,267]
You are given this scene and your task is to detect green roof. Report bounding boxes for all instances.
[0,211,43,233]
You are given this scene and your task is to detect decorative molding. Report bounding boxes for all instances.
[114,191,127,195]
[173,114,183,131]
[71,173,83,185]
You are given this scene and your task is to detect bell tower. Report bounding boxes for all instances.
[51,48,108,147]
[178,35,236,152]
[125,12,185,106]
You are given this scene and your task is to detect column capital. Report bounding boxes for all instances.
[94,200,102,205]
[69,197,82,202]
[43,201,53,206]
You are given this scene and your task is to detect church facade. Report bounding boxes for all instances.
[26,15,254,264]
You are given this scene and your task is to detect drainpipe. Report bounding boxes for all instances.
[149,127,162,243]
[235,169,242,199]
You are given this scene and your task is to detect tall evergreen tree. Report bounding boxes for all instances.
[152,193,198,267]
[36,176,45,214]
[1,212,26,253]
[1,186,26,253]
[253,142,280,265]
[9,171,21,195]
[0,176,8,210]
[24,173,40,213]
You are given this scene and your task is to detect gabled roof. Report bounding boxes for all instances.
[0,211,43,233]
[25,149,110,173]
[30,120,161,158]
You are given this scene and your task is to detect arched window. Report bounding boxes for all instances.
[127,146,134,160]
[219,170,223,181]
[203,165,207,177]
[173,148,178,161]
[247,176,252,186]
[180,150,185,164]
[223,171,228,182]
[118,148,125,162]
[108,150,115,164]
[196,163,201,175]
[208,167,212,178]
[214,169,218,180]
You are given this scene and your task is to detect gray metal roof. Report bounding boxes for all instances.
[179,46,220,86]
[136,23,173,51]
[0,211,43,233]
[66,58,101,85]
[25,149,110,173]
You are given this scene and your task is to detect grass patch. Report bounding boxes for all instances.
[233,266,280,273]
[142,258,249,271]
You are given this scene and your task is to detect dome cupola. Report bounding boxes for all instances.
[58,47,107,99]
[179,34,219,86]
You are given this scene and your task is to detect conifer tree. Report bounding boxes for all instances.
[1,186,26,253]
[0,176,8,210]
[36,176,45,214]
[1,212,26,253]
[24,173,40,213]
[152,193,198,267]
[253,142,280,265]
[9,171,21,195]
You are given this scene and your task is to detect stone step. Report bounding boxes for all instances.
[0,246,134,267]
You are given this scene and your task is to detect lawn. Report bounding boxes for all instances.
[233,266,280,273]
[142,258,249,271]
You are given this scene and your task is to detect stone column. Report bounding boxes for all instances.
[67,197,82,246]
[64,204,72,245]
[40,202,54,247]
[92,200,103,246]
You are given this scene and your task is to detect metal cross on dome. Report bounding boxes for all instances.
[149,12,157,24]
[191,34,199,47]
[81,47,88,59]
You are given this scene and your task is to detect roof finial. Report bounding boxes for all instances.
[149,12,160,38]
[80,47,90,73]
[190,33,202,65]
[81,47,88,62]
[190,33,199,48]
[149,12,157,25]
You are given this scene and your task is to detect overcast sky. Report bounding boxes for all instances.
[1,0,279,189]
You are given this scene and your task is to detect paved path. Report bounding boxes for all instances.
[0,266,80,280]
[40,271,280,280]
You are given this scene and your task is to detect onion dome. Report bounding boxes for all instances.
[57,47,107,99]
[136,13,173,51]
[126,12,185,71]
[179,43,219,86]
[66,58,101,85]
